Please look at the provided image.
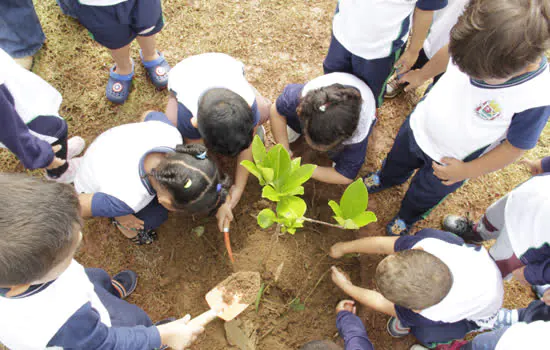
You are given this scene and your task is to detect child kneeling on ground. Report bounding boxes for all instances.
[0,174,203,350]
[329,229,504,348]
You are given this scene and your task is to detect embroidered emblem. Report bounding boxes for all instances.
[475,100,502,121]
[112,82,123,93]
[155,66,166,76]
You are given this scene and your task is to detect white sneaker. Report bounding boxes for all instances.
[46,157,82,184]
[287,125,301,143]
[67,136,86,159]
[410,346,428,350]
[384,77,404,99]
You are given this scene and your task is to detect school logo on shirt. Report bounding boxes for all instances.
[475,100,502,121]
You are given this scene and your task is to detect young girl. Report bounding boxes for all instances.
[270,72,376,185]
[75,111,230,245]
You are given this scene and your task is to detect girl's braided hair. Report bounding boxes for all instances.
[151,144,231,214]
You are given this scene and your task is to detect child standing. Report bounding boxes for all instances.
[363,0,550,236]
[166,52,271,233]
[75,111,230,245]
[329,229,504,347]
[270,72,376,184]
[325,0,448,107]
[63,0,170,104]
[0,48,84,183]
[0,174,204,350]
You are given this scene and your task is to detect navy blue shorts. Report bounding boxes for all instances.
[71,0,164,49]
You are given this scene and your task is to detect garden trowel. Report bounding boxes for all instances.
[187,271,261,328]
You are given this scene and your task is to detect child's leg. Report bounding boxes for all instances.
[488,226,522,279]
[110,44,133,76]
[461,327,509,350]
[323,34,353,75]
[136,35,159,62]
[518,299,550,323]
[351,52,400,107]
[27,116,69,177]
[85,268,153,327]
[411,320,479,348]
[134,197,169,231]
[476,195,509,240]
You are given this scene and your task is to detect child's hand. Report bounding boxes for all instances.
[395,50,419,76]
[335,300,356,315]
[432,158,471,185]
[157,314,205,350]
[512,266,529,286]
[329,242,346,259]
[398,69,428,92]
[115,214,144,230]
[542,289,550,306]
[331,266,352,288]
[519,158,543,176]
[216,202,234,233]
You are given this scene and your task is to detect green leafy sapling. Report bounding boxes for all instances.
[328,179,377,229]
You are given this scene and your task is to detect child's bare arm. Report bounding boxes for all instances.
[79,193,94,218]
[312,166,354,185]
[395,8,434,75]
[330,236,399,258]
[399,44,450,91]
[269,103,291,152]
[433,140,525,185]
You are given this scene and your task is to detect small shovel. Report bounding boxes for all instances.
[188,271,261,328]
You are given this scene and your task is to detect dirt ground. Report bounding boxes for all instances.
[0,0,548,349]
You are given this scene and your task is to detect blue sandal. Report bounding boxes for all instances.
[106,62,134,104]
[140,50,170,89]
[386,216,411,236]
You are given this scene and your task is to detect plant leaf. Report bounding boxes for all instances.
[255,283,266,312]
[252,135,267,165]
[257,209,277,228]
[262,186,281,202]
[277,196,307,219]
[266,145,292,190]
[258,165,274,185]
[280,164,316,193]
[351,211,378,228]
[340,179,369,219]
[240,160,264,185]
[342,219,359,230]
[334,216,346,227]
[290,297,306,311]
[328,200,343,218]
[290,157,302,172]
[280,186,304,198]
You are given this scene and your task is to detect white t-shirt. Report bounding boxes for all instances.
[168,53,256,117]
[301,73,376,145]
[332,0,448,60]
[423,0,468,58]
[0,260,110,350]
[415,238,504,328]
[78,0,127,6]
[74,121,182,212]
[410,60,550,163]
[496,321,550,350]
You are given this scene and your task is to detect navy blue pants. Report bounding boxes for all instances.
[85,268,152,327]
[379,118,465,225]
[0,0,45,58]
[27,116,69,177]
[134,196,168,231]
[518,300,550,322]
[411,319,479,348]
[323,34,401,108]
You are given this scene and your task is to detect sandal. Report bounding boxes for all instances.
[111,270,138,299]
[106,61,134,104]
[386,216,411,236]
[140,50,170,89]
[363,170,386,194]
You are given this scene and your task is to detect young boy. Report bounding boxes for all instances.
[166,52,271,234]
[0,174,204,349]
[329,229,504,347]
[363,0,550,236]
[0,48,84,183]
[325,0,448,107]
[62,0,170,104]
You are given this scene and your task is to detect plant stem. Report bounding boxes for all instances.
[303,217,343,229]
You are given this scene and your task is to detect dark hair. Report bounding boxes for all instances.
[151,144,231,214]
[300,341,342,350]
[375,250,453,310]
[197,88,255,157]
[450,0,550,79]
[0,174,82,285]
[298,84,362,151]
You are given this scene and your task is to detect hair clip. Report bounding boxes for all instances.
[319,103,330,112]
[184,179,193,188]
[216,184,222,193]
[196,151,207,160]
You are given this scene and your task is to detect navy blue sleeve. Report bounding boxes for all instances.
[541,157,550,173]
[48,302,162,350]
[0,84,55,169]
[416,0,448,11]
[394,228,465,252]
[251,100,261,126]
[336,311,375,350]
[395,306,444,328]
[144,111,174,126]
[176,102,202,140]
[275,84,304,134]
[332,137,368,180]
[507,106,550,150]
[91,193,135,218]
[524,258,550,286]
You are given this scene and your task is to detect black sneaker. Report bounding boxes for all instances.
[111,270,138,299]
[442,215,483,244]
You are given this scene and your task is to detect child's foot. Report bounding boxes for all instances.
[46,157,81,184]
[386,216,411,236]
[106,62,134,104]
[387,317,410,337]
[363,170,386,194]
[67,136,86,159]
[493,308,519,329]
[140,50,170,89]
[442,215,484,244]
[111,270,138,299]
[384,77,404,99]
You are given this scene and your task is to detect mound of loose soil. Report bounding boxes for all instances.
[218,271,261,305]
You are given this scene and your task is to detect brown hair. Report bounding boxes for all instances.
[0,174,82,285]
[375,250,453,310]
[450,0,550,79]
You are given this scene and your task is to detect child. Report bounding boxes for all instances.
[62,0,170,104]
[363,0,550,236]
[0,48,84,183]
[166,52,271,233]
[325,0,447,107]
[385,0,469,98]
[442,173,550,289]
[329,229,504,347]
[0,173,204,350]
[270,72,376,184]
[75,111,230,245]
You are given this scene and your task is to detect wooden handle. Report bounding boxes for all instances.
[187,309,219,328]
